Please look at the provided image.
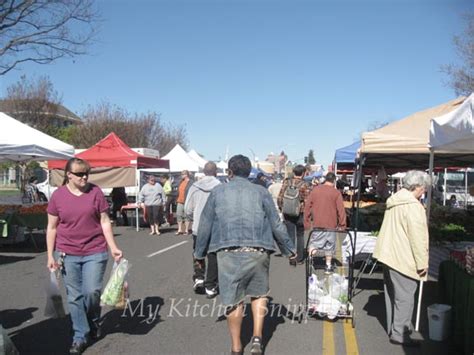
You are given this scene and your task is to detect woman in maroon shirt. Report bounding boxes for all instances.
[46,158,123,354]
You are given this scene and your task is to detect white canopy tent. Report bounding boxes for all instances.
[0,112,74,162]
[428,93,474,211]
[429,93,474,154]
[188,149,208,169]
[162,144,199,172]
[216,160,228,172]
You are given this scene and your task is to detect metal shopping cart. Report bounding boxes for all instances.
[301,227,357,327]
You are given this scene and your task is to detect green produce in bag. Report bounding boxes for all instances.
[101,258,129,306]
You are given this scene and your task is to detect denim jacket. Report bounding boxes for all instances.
[194,176,295,259]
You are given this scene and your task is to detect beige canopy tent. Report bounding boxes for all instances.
[360,96,467,168]
[355,95,472,331]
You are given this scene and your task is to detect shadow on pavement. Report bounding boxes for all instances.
[0,232,46,253]
[363,280,457,355]
[9,316,71,354]
[0,254,36,265]
[363,292,386,332]
[353,277,384,296]
[7,298,165,354]
[101,297,164,335]
[0,307,37,329]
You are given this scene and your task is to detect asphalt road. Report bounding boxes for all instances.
[0,226,458,355]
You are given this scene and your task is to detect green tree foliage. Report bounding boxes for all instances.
[307,149,316,164]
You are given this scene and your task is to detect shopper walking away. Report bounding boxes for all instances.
[46,158,123,354]
[185,162,221,297]
[278,164,312,265]
[195,154,296,355]
[373,170,430,347]
[304,172,346,274]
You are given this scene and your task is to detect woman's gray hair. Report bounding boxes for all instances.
[402,170,431,191]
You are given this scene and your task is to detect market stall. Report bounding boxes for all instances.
[161,144,199,172]
[352,95,474,331]
[0,112,74,245]
[333,140,360,174]
[0,112,74,162]
[48,133,170,231]
[0,204,48,244]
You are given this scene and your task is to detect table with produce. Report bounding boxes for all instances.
[0,204,48,241]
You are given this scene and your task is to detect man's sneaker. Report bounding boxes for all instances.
[193,278,204,293]
[250,336,263,354]
[205,287,218,299]
[69,341,87,354]
[324,264,335,274]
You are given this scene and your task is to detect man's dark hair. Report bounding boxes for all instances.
[325,172,336,183]
[228,155,252,178]
[293,165,306,177]
[29,176,38,183]
[161,174,169,179]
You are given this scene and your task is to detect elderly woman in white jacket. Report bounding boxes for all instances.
[373,170,431,348]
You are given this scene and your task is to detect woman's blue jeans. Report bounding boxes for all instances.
[59,251,108,343]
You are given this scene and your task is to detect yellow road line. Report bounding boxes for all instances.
[343,321,359,355]
[323,320,335,355]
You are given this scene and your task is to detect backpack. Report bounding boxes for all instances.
[282,180,303,217]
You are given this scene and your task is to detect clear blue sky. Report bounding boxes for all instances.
[1,0,473,167]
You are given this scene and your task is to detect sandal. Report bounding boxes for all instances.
[149,231,155,235]
[175,231,183,235]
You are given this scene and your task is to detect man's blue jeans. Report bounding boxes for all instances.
[59,251,108,343]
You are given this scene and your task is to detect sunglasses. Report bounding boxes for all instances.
[69,171,89,178]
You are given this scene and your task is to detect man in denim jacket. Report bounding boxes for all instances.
[195,154,296,355]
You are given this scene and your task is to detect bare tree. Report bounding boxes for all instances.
[442,13,474,96]
[3,75,63,134]
[0,0,100,75]
[68,101,188,155]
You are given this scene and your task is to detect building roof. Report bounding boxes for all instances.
[0,99,82,124]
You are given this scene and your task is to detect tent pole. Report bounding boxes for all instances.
[465,168,468,209]
[136,169,140,232]
[443,168,447,206]
[350,155,363,299]
[426,149,434,221]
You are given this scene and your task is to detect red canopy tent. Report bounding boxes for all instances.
[48,132,169,187]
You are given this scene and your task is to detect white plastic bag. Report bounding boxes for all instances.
[308,273,326,309]
[100,259,130,307]
[319,295,341,319]
[44,270,66,318]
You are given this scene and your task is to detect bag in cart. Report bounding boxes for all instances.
[307,273,348,319]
